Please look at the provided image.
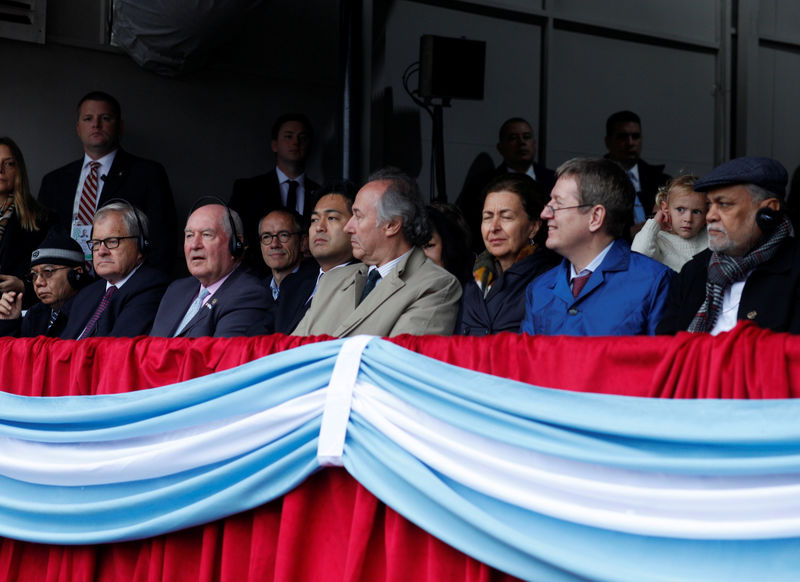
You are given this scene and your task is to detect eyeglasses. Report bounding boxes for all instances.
[26,266,70,283]
[260,231,300,245]
[0,159,17,172]
[86,236,138,251]
[543,203,593,215]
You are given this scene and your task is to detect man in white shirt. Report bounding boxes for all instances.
[38,91,177,274]
[657,156,800,335]
[293,169,461,337]
[229,113,320,276]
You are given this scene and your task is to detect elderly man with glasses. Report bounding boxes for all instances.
[0,227,91,337]
[59,200,170,339]
[521,157,673,336]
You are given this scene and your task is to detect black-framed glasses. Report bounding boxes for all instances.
[260,231,300,245]
[543,203,593,215]
[86,236,138,251]
[26,266,70,283]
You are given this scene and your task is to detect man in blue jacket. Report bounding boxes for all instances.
[521,157,672,336]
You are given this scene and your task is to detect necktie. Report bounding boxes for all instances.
[571,272,592,298]
[78,285,117,339]
[78,161,101,225]
[286,180,299,213]
[46,309,60,334]
[174,288,210,336]
[359,269,382,304]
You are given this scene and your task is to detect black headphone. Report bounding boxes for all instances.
[188,196,245,258]
[95,198,151,254]
[756,207,782,234]
[67,267,90,290]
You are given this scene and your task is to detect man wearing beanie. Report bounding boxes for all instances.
[0,227,90,337]
[657,156,800,334]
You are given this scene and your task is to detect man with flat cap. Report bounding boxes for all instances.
[657,156,800,334]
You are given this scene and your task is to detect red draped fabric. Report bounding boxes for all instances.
[0,323,797,581]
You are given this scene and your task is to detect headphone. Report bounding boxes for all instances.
[188,196,245,258]
[67,267,90,290]
[756,207,782,234]
[95,198,151,254]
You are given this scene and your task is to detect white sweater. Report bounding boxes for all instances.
[631,218,709,272]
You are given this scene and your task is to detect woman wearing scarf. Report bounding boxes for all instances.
[0,137,55,306]
[455,174,558,335]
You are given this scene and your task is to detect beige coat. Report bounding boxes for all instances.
[292,247,462,337]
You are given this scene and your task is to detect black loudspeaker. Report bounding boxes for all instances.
[98,198,151,254]
[756,207,781,233]
[418,35,486,100]
[189,196,245,258]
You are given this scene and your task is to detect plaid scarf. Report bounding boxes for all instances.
[0,193,16,247]
[472,244,537,298]
[688,216,791,332]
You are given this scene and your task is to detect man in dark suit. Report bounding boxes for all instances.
[258,208,318,334]
[456,117,555,252]
[229,112,320,276]
[60,201,170,339]
[604,110,671,235]
[150,203,272,338]
[37,91,177,274]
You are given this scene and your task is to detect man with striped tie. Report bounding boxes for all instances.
[37,91,177,274]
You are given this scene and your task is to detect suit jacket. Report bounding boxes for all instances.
[272,258,319,334]
[229,169,320,276]
[656,240,800,334]
[293,247,462,337]
[37,148,178,274]
[521,240,673,336]
[0,296,74,338]
[150,266,272,338]
[60,264,170,339]
[456,162,555,253]
[636,158,671,218]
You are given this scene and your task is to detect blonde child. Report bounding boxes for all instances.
[632,175,708,272]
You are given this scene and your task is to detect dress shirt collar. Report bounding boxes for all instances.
[569,240,615,281]
[106,261,142,290]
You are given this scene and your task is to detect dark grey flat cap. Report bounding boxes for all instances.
[693,156,788,199]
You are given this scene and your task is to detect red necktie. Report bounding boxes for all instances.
[78,285,117,339]
[78,161,101,225]
[571,272,592,298]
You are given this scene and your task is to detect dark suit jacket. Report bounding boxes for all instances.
[456,162,555,253]
[60,264,170,339]
[37,148,178,274]
[0,296,74,338]
[656,239,800,334]
[149,266,272,338]
[636,158,671,218]
[272,258,319,334]
[229,170,319,276]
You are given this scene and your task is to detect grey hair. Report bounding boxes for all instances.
[367,167,431,246]
[745,183,778,204]
[93,201,150,240]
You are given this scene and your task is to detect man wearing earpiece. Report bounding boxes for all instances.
[60,201,170,339]
[149,202,272,337]
[657,156,800,334]
[0,227,90,337]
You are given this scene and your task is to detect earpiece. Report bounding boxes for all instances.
[189,196,245,258]
[755,207,781,234]
[66,268,90,290]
